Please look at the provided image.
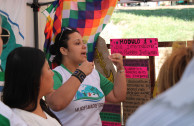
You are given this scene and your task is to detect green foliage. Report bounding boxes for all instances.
[110,8,194,41]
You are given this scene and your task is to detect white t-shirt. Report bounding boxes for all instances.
[52,64,113,126]
[13,108,61,126]
[0,68,4,101]
[0,101,27,126]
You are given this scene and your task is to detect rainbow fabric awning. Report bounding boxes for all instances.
[43,0,118,64]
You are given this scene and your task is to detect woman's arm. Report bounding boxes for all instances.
[46,61,94,111]
[105,53,127,103]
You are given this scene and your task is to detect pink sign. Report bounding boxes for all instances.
[124,66,148,78]
[102,121,121,126]
[110,38,159,56]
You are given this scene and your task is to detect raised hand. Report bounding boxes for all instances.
[108,53,124,71]
[78,60,94,76]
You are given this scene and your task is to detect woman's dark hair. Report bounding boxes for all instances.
[49,27,79,65]
[3,47,61,124]
[3,47,44,110]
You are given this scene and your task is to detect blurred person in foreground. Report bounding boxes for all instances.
[126,46,194,126]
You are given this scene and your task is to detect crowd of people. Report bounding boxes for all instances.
[0,11,194,126]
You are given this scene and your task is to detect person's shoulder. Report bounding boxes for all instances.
[12,108,41,125]
[90,69,99,77]
[126,94,190,126]
[126,97,166,125]
[0,101,13,118]
[12,108,29,116]
[0,107,27,126]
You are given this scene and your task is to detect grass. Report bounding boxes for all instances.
[110,8,194,41]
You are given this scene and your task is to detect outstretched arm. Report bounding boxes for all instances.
[105,53,127,103]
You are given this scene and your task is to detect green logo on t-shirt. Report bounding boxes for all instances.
[74,84,104,102]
